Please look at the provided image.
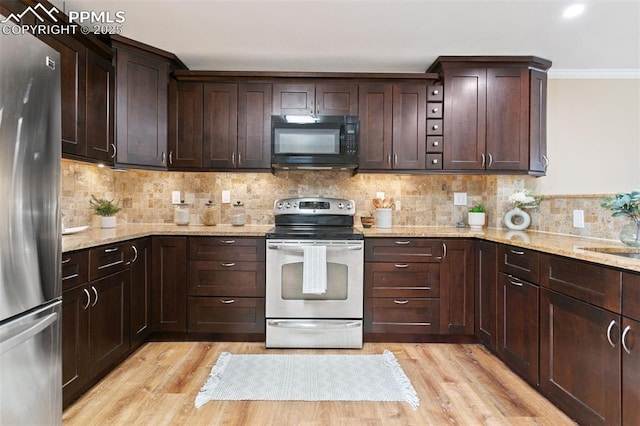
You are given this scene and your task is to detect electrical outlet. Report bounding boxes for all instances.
[221,190,231,204]
[376,192,385,200]
[171,191,181,204]
[395,200,401,211]
[453,192,467,206]
[573,210,585,228]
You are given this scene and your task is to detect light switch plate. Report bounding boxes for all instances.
[222,190,231,204]
[171,191,181,204]
[453,192,467,206]
[376,192,385,200]
[573,210,585,228]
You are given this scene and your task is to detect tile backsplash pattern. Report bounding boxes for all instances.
[61,159,621,241]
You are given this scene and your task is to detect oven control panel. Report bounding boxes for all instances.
[274,197,355,215]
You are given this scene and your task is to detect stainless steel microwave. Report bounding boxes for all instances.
[271,115,359,172]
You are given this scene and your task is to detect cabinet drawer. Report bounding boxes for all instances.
[188,237,265,261]
[365,238,443,262]
[188,261,265,297]
[427,102,442,118]
[88,243,129,281]
[61,251,88,290]
[364,298,440,334]
[498,245,540,283]
[426,154,442,170]
[539,254,621,313]
[623,272,640,321]
[365,262,440,298]
[426,136,443,153]
[426,119,442,135]
[187,296,265,333]
[427,85,443,102]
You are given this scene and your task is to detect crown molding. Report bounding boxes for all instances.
[548,69,640,79]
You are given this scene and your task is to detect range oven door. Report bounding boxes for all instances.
[265,240,364,319]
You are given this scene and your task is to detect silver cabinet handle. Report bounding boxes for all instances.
[161,152,166,164]
[487,153,493,168]
[393,300,409,304]
[510,249,525,255]
[394,241,411,245]
[442,242,447,259]
[622,325,632,354]
[169,151,173,165]
[221,262,236,267]
[432,158,438,164]
[231,152,235,166]
[432,89,439,95]
[219,299,235,304]
[131,245,138,264]
[507,275,524,287]
[91,286,99,307]
[104,247,119,253]
[387,154,391,166]
[432,140,439,147]
[606,320,617,348]
[82,289,91,310]
[238,151,242,165]
[221,240,235,245]
[481,153,486,168]
[432,124,439,130]
[394,153,398,166]
[431,107,439,113]
[110,143,117,159]
[394,263,410,268]
[542,155,549,170]
[61,257,71,264]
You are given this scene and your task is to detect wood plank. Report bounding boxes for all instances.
[63,342,575,425]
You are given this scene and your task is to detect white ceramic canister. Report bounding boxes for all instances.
[174,203,190,226]
[376,208,392,228]
[231,201,245,226]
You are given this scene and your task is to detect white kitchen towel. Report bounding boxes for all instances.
[302,245,327,294]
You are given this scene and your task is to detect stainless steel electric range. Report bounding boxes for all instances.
[265,197,364,348]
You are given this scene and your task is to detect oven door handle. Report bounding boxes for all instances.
[267,243,362,250]
[267,320,361,329]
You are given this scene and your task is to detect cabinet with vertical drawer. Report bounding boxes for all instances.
[187,237,265,338]
[497,244,540,386]
[364,238,443,340]
[426,85,443,170]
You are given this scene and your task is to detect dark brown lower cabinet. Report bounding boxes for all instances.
[540,288,621,425]
[364,298,440,334]
[129,238,151,350]
[440,240,474,335]
[187,297,265,333]
[497,272,538,386]
[622,317,640,425]
[61,284,89,407]
[151,237,187,332]
[475,241,497,350]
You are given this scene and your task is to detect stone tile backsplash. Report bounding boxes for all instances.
[61,159,621,241]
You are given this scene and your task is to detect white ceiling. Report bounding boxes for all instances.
[61,0,640,77]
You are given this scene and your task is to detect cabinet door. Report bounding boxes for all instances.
[237,83,271,169]
[622,317,640,425]
[315,83,358,115]
[497,273,538,385]
[485,68,529,170]
[529,69,548,174]
[129,239,151,350]
[440,240,475,335]
[358,84,393,170]
[114,47,168,168]
[61,285,89,407]
[272,83,315,115]
[203,83,238,168]
[443,67,486,170]
[85,51,115,164]
[168,81,203,168]
[187,297,265,334]
[39,34,87,157]
[88,270,130,377]
[151,237,187,332]
[392,84,426,169]
[540,288,621,425]
[476,241,497,350]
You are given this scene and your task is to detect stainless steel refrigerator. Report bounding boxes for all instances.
[0,16,63,426]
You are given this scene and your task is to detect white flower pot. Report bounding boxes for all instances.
[468,212,486,230]
[100,216,116,229]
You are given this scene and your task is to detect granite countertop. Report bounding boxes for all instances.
[62,224,640,273]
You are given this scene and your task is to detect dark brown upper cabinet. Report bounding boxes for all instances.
[110,36,186,169]
[203,83,238,168]
[168,81,203,168]
[428,57,551,175]
[358,84,426,170]
[272,83,358,116]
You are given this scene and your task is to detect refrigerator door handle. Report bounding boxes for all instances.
[0,313,57,356]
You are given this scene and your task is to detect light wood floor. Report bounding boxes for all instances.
[63,342,575,425]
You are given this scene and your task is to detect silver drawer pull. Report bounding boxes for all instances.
[510,249,525,255]
[62,273,79,281]
[394,241,411,245]
[219,299,235,304]
[61,258,71,264]
[104,247,119,253]
[393,300,409,305]
[221,240,235,245]
[394,264,410,268]
[508,275,524,287]
[221,262,236,267]
[98,260,123,270]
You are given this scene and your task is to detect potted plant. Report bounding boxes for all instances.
[601,190,640,247]
[468,204,486,230]
[90,194,122,228]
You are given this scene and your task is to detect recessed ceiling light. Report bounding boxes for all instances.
[563,4,586,19]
